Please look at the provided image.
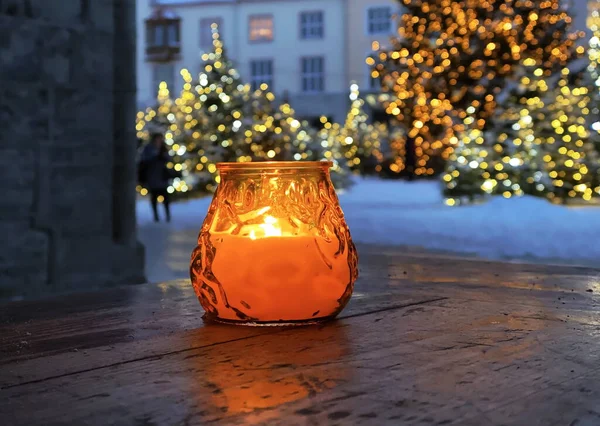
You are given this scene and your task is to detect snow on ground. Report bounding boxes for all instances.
[137,178,600,267]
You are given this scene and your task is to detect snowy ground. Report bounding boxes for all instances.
[138,178,600,282]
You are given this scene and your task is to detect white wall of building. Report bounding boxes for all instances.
[235,0,345,95]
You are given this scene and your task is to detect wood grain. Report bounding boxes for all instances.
[0,287,441,386]
[1,247,599,425]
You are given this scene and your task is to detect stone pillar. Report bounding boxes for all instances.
[110,0,146,285]
[0,0,145,299]
[112,0,138,246]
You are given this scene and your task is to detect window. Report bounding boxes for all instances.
[367,6,392,35]
[152,63,175,93]
[148,25,163,47]
[300,11,324,39]
[167,22,178,46]
[249,15,274,42]
[301,57,324,93]
[146,20,179,47]
[250,59,274,91]
[200,18,222,50]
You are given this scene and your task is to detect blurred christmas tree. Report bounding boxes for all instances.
[539,68,600,204]
[315,117,344,165]
[587,4,600,154]
[240,87,352,188]
[588,1,600,89]
[442,110,492,205]
[239,86,276,161]
[487,65,552,199]
[371,0,583,179]
[590,82,600,155]
[312,117,354,189]
[192,23,247,191]
[378,126,408,179]
[340,83,384,174]
[243,86,312,161]
[135,82,177,141]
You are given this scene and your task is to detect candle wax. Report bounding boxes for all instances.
[210,234,351,322]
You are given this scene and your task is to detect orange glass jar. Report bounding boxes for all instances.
[190,161,358,325]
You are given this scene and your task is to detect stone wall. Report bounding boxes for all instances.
[0,0,145,299]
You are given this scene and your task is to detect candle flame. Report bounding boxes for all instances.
[249,215,282,239]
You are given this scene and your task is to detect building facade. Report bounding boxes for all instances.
[137,0,598,123]
[138,0,352,122]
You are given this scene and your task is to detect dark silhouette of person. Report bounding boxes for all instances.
[141,133,171,222]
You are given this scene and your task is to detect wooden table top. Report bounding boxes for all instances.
[1,247,599,425]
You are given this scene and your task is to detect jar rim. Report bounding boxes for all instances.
[217,161,333,171]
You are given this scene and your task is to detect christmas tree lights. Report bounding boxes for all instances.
[487,65,551,199]
[192,23,247,190]
[540,68,600,203]
[443,110,490,205]
[313,117,353,189]
[588,0,600,88]
[340,83,384,174]
[371,0,583,178]
[243,85,312,162]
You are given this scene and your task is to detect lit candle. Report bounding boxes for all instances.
[190,161,358,325]
[210,215,351,322]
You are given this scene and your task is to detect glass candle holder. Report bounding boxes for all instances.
[190,161,358,326]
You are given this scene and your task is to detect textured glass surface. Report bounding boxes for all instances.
[190,161,358,325]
